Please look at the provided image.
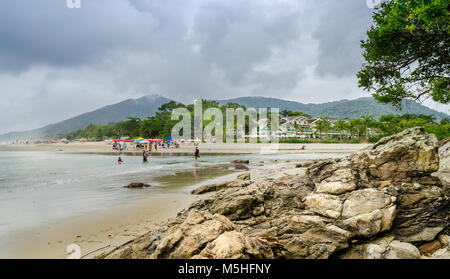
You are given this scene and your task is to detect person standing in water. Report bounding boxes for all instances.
[194,146,200,160]
[143,150,148,163]
[118,156,123,164]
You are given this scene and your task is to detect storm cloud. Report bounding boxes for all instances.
[0,0,447,134]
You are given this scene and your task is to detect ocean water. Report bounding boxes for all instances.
[0,151,346,248]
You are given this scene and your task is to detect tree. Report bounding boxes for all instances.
[358,0,449,108]
[349,118,363,139]
[334,118,348,141]
[314,118,331,139]
[361,115,376,141]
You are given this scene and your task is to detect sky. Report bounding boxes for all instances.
[0,0,448,134]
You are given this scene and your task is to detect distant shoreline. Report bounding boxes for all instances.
[0,142,371,154]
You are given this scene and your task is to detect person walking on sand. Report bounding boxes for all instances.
[194,146,200,160]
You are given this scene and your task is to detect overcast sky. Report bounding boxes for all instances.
[0,0,448,134]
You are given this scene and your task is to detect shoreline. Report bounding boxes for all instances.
[0,142,371,154]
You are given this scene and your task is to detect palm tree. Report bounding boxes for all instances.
[315,118,331,139]
[361,115,376,141]
[349,118,362,139]
[334,118,348,141]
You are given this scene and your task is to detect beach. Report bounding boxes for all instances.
[0,143,369,259]
[0,142,370,154]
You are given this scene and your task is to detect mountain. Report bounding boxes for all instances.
[0,95,171,142]
[219,96,449,120]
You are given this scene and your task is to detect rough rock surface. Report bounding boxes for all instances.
[103,127,449,259]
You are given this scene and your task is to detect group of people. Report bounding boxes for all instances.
[117,145,200,164]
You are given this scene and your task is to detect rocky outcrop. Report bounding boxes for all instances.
[191,178,252,195]
[103,127,449,259]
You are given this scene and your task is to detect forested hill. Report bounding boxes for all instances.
[218,97,448,120]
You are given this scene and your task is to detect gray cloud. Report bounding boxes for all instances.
[0,0,447,134]
[312,0,374,77]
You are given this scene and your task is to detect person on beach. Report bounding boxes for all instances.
[301,145,305,150]
[143,150,148,163]
[194,146,200,160]
[155,142,158,151]
[118,156,123,164]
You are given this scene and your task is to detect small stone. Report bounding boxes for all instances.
[418,240,442,256]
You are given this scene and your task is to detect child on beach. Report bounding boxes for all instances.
[194,147,200,160]
[118,157,123,164]
[143,151,148,162]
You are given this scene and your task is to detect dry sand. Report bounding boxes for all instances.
[0,142,370,154]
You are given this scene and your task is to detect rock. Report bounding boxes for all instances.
[198,231,274,259]
[342,210,382,237]
[237,172,251,180]
[418,240,442,256]
[304,193,343,219]
[235,164,249,170]
[341,237,422,259]
[364,127,439,179]
[280,224,352,259]
[338,235,395,259]
[233,160,250,164]
[192,181,229,195]
[384,240,421,259]
[301,161,314,168]
[315,169,356,195]
[123,182,151,188]
[149,210,236,259]
[438,139,450,174]
[437,234,449,247]
[295,163,302,168]
[341,189,393,219]
[428,247,450,259]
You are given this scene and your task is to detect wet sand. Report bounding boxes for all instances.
[2,172,242,259]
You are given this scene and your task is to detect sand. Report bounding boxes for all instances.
[2,172,241,259]
[2,193,197,259]
[0,142,370,154]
